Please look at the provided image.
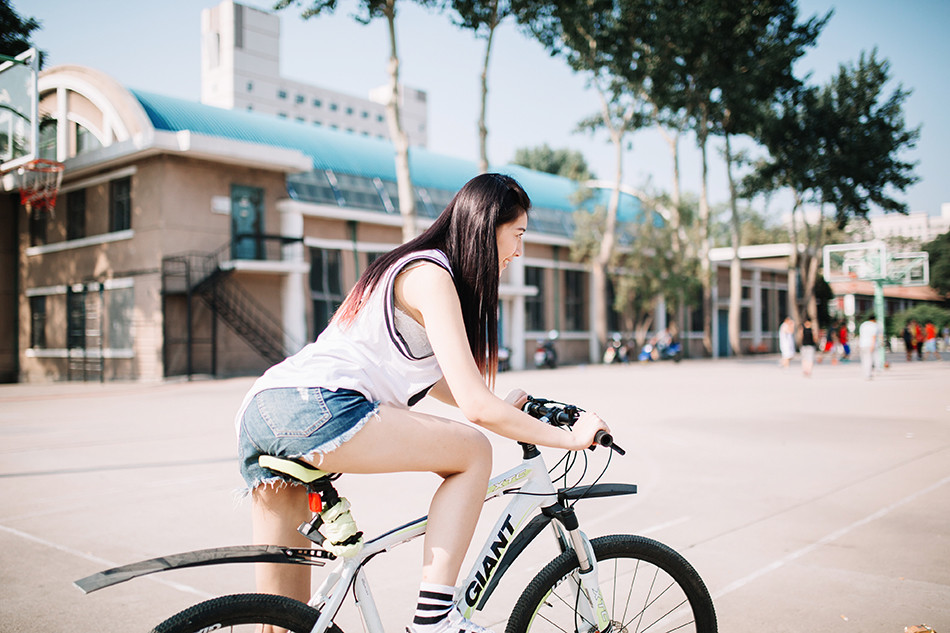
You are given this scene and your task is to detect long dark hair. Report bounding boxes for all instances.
[335,173,530,381]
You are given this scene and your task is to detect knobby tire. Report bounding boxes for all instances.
[506,535,716,633]
[151,592,342,633]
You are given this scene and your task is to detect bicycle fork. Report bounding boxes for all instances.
[552,507,612,633]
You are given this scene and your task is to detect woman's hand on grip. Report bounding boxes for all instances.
[568,410,609,451]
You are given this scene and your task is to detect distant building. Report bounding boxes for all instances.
[200,0,428,147]
[866,203,950,244]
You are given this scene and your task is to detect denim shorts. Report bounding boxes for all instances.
[238,387,379,493]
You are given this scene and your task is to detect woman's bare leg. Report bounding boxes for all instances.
[251,483,312,601]
[317,405,492,586]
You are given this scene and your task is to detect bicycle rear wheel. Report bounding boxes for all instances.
[151,593,342,633]
[506,534,716,633]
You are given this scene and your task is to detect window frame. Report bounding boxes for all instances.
[109,177,131,232]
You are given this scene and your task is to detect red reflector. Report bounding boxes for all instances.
[308,492,322,513]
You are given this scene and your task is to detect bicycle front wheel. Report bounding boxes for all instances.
[507,535,716,633]
[151,593,342,633]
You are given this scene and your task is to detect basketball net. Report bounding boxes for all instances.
[17,159,65,214]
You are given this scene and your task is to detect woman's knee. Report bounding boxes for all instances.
[451,425,493,477]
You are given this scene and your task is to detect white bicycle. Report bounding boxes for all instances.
[76,396,717,633]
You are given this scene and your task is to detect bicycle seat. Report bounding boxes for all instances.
[259,455,334,484]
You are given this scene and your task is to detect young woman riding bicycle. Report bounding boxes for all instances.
[235,173,609,633]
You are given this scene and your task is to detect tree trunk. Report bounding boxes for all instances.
[697,116,712,356]
[476,1,498,174]
[725,132,742,356]
[657,121,689,355]
[787,195,803,326]
[383,2,416,243]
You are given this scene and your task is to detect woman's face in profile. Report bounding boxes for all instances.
[496,210,527,276]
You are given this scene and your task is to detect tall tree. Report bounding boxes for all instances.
[522,0,650,356]
[447,0,514,173]
[710,1,826,356]
[746,50,920,321]
[275,0,425,242]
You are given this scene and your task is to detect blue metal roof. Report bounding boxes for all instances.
[131,89,643,225]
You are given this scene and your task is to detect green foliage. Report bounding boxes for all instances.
[0,0,44,67]
[512,144,594,181]
[571,206,700,318]
[923,231,950,296]
[745,50,920,226]
[887,304,950,339]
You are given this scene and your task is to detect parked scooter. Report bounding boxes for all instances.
[497,346,511,372]
[534,330,558,369]
[638,339,683,362]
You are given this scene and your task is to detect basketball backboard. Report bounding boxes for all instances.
[823,240,929,287]
[823,241,887,282]
[0,48,39,173]
[887,251,929,287]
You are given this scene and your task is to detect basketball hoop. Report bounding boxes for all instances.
[16,159,65,213]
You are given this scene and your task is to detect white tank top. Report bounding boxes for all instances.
[235,249,452,430]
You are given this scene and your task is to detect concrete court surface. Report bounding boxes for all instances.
[0,353,948,632]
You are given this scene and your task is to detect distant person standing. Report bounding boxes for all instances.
[839,323,850,362]
[901,323,914,362]
[779,317,795,368]
[800,318,817,377]
[923,321,940,360]
[859,315,879,380]
[913,320,924,360]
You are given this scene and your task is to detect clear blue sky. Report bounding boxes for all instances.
[24,0,950,220]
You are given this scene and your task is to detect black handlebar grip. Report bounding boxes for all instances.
[591,429,626,455]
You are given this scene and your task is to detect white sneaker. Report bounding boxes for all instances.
[407,608,495,633]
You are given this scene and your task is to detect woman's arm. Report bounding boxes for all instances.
[398,263,608,451]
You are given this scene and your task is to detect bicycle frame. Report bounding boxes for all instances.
[306,444,634,633]
[75,443,636,633]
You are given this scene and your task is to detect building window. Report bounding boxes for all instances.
[107,286,134,350]
[109,177,131,232]
[295,116,305,123]
[66,288,86,350]
[564,270,586,331]
[525,266,545,331]
[310,248,343,335]
[38,119,57,160]
[66,189,86,240]
[361,110,369,118]
[246,81,254,92]
[377,114,384,123]
[295,94,305,104]
[313,98,322,107]
[329,103,338,111]
[345,106,354,115]
[75,125,101,155]
[277,112,288,119]
[278,89,287,99]
[30,295,46,349]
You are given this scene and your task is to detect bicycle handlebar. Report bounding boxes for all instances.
[522,397,625,455]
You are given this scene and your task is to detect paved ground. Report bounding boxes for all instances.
[1,353,948,633]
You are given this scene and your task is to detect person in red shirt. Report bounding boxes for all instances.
[924,321,940,360]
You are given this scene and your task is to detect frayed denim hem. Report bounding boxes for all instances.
[233,403,380,503]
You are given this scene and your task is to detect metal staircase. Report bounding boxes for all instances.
[162,243,302,370]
